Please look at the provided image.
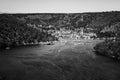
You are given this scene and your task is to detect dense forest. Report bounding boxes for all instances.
[13,11,120,36]
[0,11,120,52]
[0,15,57,49]
[94,22,120,60]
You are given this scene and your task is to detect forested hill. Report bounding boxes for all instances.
[0,11,120,49]
[12,11,120,29]
[13,11,120,35]
[0,14,57,49]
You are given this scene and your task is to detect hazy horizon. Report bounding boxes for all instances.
[0,0,120,13]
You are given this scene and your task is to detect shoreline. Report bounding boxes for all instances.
[1,41,58,50]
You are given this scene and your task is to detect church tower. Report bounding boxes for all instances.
[80,28,84,35]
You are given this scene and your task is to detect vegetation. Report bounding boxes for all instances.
[1,11,120,80]
[94,40,120,59]
[1,11,120,50]
[94,22,120,60]
[0,15,57,50]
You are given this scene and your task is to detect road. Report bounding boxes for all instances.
[0,39,120,80]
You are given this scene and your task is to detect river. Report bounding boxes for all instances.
[0,39,120,80]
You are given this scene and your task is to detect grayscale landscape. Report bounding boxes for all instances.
[0,0,120,80]
[0,12,120,80]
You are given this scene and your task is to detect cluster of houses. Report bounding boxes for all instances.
[52,28,97,40]
[27,23,97,40]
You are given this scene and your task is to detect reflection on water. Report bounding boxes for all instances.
[0,45,45,55]
[0,40,120,80]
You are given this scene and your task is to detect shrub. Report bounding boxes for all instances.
[0,15,57,50]
[94,40,120,60]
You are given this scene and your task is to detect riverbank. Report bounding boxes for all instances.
[0,39,120,80]
[0,40,57,51]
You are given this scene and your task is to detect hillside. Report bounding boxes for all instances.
[0,11,120,49]
[12,11,120,28]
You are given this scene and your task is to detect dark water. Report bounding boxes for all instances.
[0,45,47,55]
[0,43,120,80]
